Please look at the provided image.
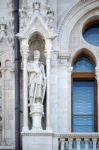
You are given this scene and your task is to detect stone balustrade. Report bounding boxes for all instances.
[57,133,99,150]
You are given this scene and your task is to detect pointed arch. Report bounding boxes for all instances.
[28,32,46,64]
[71,48,98,132]
[71,48,96,67]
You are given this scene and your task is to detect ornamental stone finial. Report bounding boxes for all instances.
[33,2,41,13]
[47,9,54,29]
[0,24,6,42]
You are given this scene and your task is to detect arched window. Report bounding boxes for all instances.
[83,23,99,47]
[72,55,97,132]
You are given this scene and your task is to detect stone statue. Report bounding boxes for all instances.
[28,50,46,105]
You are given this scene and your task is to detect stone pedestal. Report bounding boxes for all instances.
[22,132,53,150]
[30,103,44,130]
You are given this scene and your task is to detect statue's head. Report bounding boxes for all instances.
[33,50,40,60]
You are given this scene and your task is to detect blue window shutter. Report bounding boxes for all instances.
[73,81,95,132]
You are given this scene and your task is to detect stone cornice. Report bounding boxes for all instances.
[0,146,15,150]
[21,130,53,136]
[58,51,70,60]
[54,132,99,138]
[21,131,99,138]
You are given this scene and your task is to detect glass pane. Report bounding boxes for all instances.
[83,24,99,47]
[73,57,94,72]
[73,81,95,132]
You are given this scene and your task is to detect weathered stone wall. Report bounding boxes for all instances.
[0,0,99,149]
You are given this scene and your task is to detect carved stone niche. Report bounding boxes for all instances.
[28,32,47,130]
[28,32,46,64]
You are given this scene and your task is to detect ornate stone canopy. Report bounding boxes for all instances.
[17,2,57,47]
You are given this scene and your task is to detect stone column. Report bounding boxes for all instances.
[76,138,80,150]
[68,66,73,132]
[1,67,6,145]
[22,40,29,132]
[68,138,73,150]
[93,138,97,150]
[85,138,89,150]
[61,138,65,150]
[95,67,99,132]
[45,39,52,131]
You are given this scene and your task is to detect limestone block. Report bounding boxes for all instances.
[5,80,13,90]
[5,90,14,99]
[22,134,53,150]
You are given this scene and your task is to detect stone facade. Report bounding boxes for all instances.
[0,0,99,150]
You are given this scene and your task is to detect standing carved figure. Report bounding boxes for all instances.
[28,50,46,106]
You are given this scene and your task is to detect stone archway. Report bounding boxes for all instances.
[58,0,99,51]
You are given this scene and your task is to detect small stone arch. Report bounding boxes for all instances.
[71,48,96,67]
[28,32,46,64]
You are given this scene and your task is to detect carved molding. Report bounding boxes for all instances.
[18,1,57,42]
[58,0,99,50]
[20,1,54,30]
[21,131,99,138]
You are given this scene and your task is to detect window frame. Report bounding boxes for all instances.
[83,21,99,47]
[71,63,98,132]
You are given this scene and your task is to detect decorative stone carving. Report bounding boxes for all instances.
[7,0,14,46]
[19,0,55,32]
[5,60,14,72]
[28,50,46,129]
[0,24,6,42]
[33,2,41,13]
[47,10,54,29]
